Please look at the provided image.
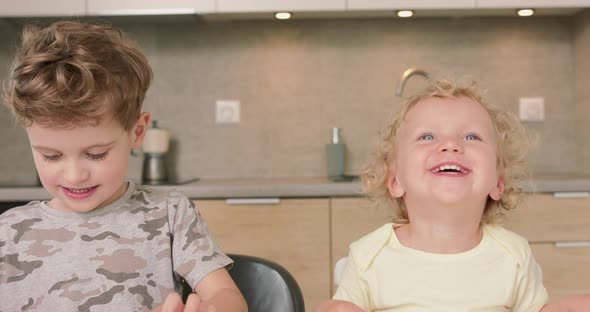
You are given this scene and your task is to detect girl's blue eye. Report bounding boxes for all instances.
[465,134,480,141]
[420,134,434,141]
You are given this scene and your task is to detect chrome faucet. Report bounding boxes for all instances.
[395,67,430,96]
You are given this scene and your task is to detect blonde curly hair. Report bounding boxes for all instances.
[361,79,530,225]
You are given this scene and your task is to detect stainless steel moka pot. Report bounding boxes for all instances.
[142,120,170,185]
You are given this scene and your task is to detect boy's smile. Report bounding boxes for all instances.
[388,96,504,217]
[26,114,148,213]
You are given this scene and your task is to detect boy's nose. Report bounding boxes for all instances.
[64,161,90,184]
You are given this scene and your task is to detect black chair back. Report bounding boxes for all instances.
[180,254,305,312]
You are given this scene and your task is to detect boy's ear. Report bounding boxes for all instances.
[489,175,505,201]
[387,169,405,198]
[131,112,150,149]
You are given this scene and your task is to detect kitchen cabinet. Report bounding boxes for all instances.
[216,0,346,13]
[195,198,331,312]
[347,0,476,10]
[531,244,590,299]
[0,0,85,17]
[504,193,590,302]
[476,0,590,8]
[87,0,216,15]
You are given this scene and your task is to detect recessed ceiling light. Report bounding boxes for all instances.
[517,9,535,17]
[396,10,414,18]
[275,12,292,20]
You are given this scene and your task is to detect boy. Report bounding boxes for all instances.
[0,21,246,311]
[318,80,590,311]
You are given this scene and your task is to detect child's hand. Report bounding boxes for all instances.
[317,299,366,312]
[153,292,216,312]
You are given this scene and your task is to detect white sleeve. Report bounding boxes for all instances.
[333,251,370,311]
[512,245,549,312]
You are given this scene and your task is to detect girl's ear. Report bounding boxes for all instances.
[489,175,505,201]
[387,169,405,198]
[131,112,150,149]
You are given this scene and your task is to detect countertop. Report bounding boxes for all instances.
[1,173,590,202]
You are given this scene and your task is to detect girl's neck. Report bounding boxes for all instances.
[394,220,483,254]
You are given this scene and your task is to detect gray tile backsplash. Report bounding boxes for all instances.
[1,14,589,185]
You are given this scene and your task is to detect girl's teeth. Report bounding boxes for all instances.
[432,165,467,173]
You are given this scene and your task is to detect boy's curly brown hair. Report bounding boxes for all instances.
[3,20,152,130]
[361,79,530,225]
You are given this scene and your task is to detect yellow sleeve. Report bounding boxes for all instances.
[333,252,370,311]
[512,244,549,312]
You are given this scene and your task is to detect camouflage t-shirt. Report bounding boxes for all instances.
[0,182,232,312]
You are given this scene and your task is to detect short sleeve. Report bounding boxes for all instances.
[512,245,549,312]
[169,193,232,289]
[333,251,371,310]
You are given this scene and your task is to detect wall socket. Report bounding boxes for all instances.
[518,97,545,122]
[215,100,240,124]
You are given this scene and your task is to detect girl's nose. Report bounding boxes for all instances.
[439,139,464,153]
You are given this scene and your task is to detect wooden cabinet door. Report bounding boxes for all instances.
[504,194,590,242]
[330,197,392,292]
[0,0,85,17]
[531,243,590,302]
[196,198,331,312]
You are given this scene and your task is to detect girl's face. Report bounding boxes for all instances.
[387,96,504,212]
[26,113,149,213]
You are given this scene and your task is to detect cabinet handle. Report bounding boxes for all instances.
[225,198,280,205]
[553,192,590,198]
[554,241,590,248]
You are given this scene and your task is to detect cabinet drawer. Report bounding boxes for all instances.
[196,198,331,312]
[504,194,590,242]
[532,243,590,301]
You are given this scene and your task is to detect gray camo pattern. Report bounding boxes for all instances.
[0,183,232,311]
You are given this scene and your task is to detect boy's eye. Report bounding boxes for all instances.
[419,134,434,141]
[87,152,108,161]
[465,134,480,141]
[42,154,61,161]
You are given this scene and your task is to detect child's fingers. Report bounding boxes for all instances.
[183,293,201,311]
[158,292,185,312]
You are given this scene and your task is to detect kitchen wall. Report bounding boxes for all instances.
[0,14,584,185]
[574,11,590,175]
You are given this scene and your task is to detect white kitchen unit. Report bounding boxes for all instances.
[476,0,590,8]
[87,0,216,16]
[216,0,346,13]
[0,0,85,17]
[347,0,476,10]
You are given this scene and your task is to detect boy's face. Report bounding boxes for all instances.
[26,113,149,213]
[387,96,504,210]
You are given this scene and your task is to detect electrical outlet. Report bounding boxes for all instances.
[215,100,240,124]
[518,97,545,122]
